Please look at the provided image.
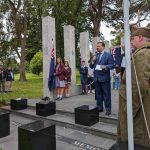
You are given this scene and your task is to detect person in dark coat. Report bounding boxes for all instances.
[64,61,71,98]
[90,42,114,115]
[80,60,88,94]
[5,65,14,92]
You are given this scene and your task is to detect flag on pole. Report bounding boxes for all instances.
[48,39,55,91]
[111,47,121,66]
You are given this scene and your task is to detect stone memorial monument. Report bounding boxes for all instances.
[64,25,81,95]
[104,40,110,53]
[42,16,56,99]
[92,37,100,52]
[80,31,90,64]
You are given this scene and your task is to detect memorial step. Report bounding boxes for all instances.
[27,99,118,125]
[0,113,116,150]
[1,106,117,140]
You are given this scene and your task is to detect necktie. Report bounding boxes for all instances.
[98,52,102,63]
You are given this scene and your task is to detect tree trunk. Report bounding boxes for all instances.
[93,20,101,37]
[88,0,103,37]
[19,38,26,81]
[8,0,27,81]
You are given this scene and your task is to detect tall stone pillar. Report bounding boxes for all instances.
[92,37,100,52]
[64,25,76,84]
[42,16,56,98]
[104,40,110,53]
[80,32,90,64]
[64,25,81,95]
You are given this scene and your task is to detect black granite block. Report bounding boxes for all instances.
[11,98,27,110]
[0,111,10,138]
[18,121,56,150]
[75,105,99,126]
[36,101,56,117]
[109,142,150,150]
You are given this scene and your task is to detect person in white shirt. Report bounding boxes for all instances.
[87,60,94,93]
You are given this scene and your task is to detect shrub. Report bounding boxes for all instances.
[29,51,43,75]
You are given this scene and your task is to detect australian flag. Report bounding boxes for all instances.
[111,47,121,66]
[48,39,55,91]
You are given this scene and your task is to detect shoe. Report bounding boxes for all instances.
[42,96,50,101]
[98,109,103,113]
[55,97,59,100]
[105,111,111,116]
[59,97,63,100]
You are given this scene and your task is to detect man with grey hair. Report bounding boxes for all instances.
[117,26,150,148]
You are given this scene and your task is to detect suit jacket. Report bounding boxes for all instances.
[90,51,114,82]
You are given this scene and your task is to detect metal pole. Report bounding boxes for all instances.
[137,10,141,27]
[123,0,134,150]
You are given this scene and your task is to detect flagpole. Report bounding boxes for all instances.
[123,0,134,150]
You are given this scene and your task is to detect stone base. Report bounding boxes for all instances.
[0,111,10,138]
[70,84,81,96]
[18,121,56,150]
[36,101,56,116]
[11,98,27,110]
[75,105,99,126]
[109,142,150,150]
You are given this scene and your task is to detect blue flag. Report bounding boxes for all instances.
[111,47,121,66]
[48,39,55,91]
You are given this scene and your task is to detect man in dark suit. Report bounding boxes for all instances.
[90,42,114,115]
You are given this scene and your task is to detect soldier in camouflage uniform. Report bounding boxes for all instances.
[118,26,150,147]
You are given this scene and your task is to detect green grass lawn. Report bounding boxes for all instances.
[0,71,81,103]
[0,73,43,103]
[76,69,81,85]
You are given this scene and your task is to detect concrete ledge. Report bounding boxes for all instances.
[71,84,82,96]
[0,107,117,140]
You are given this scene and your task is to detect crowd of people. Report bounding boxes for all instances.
[54,41,122,116]
[0,64,14,93]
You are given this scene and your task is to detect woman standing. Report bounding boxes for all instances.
[55,57,65,100]
[64,61,71,98]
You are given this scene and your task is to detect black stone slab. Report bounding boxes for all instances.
[36,101,56,117]
[11,98,27,110]
[0,111,10,138]
[109,142,150,150]
[18,120,56,150]
[75,105,99,126]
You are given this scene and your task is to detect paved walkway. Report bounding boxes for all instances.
[28,90,119,118]
[0,114,116,150]
[0,90,119,150]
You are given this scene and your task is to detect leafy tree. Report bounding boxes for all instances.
[0,0,50,80]
[51,0,92,59]
[88,0,150,37]
[0,0,28,81]
[29,51,43,75]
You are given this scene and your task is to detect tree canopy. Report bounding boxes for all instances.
[0,0,149,79]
